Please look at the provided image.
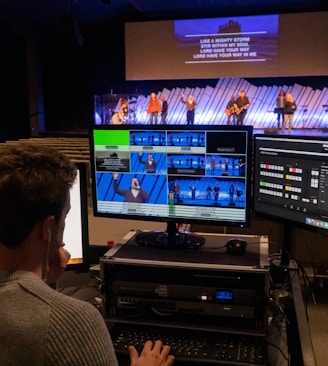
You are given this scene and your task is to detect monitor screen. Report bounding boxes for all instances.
[63,163,90,272]
[253,134,328,232]
[90,124,253,248]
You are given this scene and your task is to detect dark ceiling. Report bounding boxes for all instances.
[0,0,327,37]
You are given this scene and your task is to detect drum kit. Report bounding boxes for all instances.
[111,100,137,125]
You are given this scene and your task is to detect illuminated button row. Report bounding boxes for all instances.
[288,167,302,174]
[260,163,284,171]
[260,181,283,190]
[260,170,284,179]
[285,185,301,193]
[259,188,283,197]
[285,174,302,182]
[290,194,300,201]
[302,197,318,204]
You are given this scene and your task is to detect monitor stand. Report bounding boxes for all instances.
[135,221,205,249]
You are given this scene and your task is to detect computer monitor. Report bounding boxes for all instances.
[253,134,328,231]
[63,163,90,272]
[90,124,253,249]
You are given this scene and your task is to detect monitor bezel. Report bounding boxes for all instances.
[90,124,253,229]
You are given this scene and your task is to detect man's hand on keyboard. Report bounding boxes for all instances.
[129,340,175,366]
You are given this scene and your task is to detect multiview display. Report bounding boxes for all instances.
[90,125,253,228]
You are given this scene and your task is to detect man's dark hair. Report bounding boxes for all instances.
[0,143,77,247]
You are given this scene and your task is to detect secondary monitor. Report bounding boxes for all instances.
[90,124,253,249]
[63,163,90,272]
[253,134,328,232]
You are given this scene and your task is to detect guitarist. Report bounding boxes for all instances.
[234,90,250,125]
[225,95,237,125]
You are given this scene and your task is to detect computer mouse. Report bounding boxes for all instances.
[226,238,247,256]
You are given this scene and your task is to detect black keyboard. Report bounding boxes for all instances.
[110,324,267,365]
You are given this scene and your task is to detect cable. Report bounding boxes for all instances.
[266,341,290,363]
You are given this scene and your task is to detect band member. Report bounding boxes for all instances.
[236,187,243,203]
[210,156,216,175]
[213,184,220,202]
[282,93,297,134]
[147,92,161,125]
[119,98,129,117]
[112,173,149,203]
[180,94,197,125]
[225,95,237,125]
[160,95,168,124]
[189,184,197,200]
[139,153,158,173]
[112,97,129,125]
[234,90,250,125]
[225,159,229,172]
[275,90,286,128]
[173,182,180,202]
[229,183,235,203]
[206,185,212,200]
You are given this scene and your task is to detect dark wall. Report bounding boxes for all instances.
[41,18,144,133]
[0,27,29,142]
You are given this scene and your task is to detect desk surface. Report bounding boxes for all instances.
[102,231,269,272]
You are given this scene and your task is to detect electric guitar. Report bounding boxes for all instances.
[234,102,255,115]
[234,104,249,115]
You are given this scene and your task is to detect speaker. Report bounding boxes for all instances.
[264,128,278,134]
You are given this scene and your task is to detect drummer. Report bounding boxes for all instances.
[112,97,129,124]
[119,98,129,118]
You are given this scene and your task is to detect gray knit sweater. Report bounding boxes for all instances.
[0,271,119,366]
